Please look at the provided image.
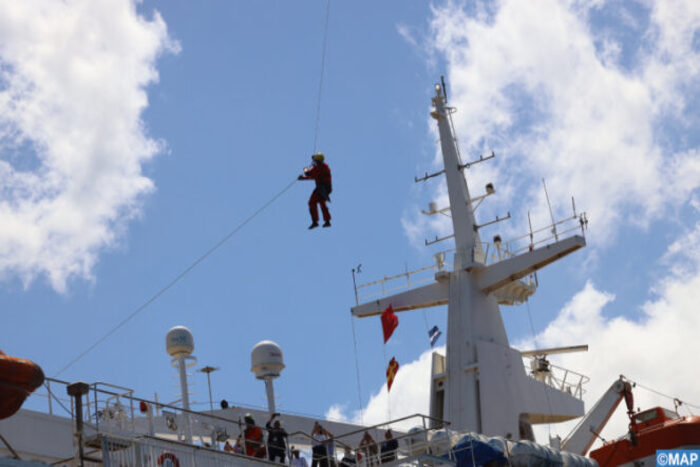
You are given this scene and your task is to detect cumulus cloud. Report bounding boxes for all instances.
[0,0,178,292]
[403,0,700,247]
[326,347,439,430]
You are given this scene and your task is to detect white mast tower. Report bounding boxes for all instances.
[352,83,588,439]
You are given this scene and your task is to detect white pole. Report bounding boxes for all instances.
[177,355,193,443]
[265,377,276,414]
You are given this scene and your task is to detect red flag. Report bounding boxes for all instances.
[386,357,399,392]
[381,305,398,343]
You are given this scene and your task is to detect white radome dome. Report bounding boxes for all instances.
[251,340,285,379]
[166,326,194,357]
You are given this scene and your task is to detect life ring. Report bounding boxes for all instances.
[157,452,180,467]
[0,350,45,420]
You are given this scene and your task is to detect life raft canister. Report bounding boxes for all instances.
[157,452,180,467]
[0,350,45,420]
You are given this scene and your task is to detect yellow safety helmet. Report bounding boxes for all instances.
[311,153,325,162]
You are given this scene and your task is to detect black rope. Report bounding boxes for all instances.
[312,0,331,153]
[55,178,298,377]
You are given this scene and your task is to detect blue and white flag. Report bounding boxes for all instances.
[428,325,442,347]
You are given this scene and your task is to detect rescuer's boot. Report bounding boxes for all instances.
[308,222,319,230]
[323,221,331,228]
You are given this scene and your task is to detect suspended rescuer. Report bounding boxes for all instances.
[298,153,332,229]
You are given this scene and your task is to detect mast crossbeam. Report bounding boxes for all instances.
[476,235,585,294]
[351,280,449,318]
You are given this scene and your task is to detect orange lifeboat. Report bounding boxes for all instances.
[590,407,700,467]
[0,350,45,419]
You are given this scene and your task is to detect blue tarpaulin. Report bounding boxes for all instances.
[451,435,507,467]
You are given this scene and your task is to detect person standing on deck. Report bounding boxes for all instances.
[298,153,332,229]
[266,413,288,463]
[379,430,398,464]
[243,414,266,458]
[311,421,331,467]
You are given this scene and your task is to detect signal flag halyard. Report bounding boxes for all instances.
[381,305,399,343]
[429,325,442,347]
[386,357,399,392]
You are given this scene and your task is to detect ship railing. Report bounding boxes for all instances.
[353,262,451,305]
[277,413,456,466]
[29,378,284,459]
[328,413,457,466]
[27,382,459,466]
[525,360,590,400]
[23,376,75,418]
[477,209,587,267]
[99,432,276,467]
[352,213,586,305]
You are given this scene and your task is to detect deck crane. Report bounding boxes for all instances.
[560,377,634,455]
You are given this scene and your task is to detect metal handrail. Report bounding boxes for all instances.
[100,432,282,466]
[288,413,454,466]
[527,359,590,400]
[354,262,451,304]
[355,265,437,290]
[332,413,449,441]
[34,380,460,465]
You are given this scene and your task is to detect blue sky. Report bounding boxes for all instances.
[1,0,699,443]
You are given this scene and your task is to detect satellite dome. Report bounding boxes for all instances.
[166,326,194,357]
[251,340,285,379]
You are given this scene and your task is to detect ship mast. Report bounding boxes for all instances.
[352,83,588,438]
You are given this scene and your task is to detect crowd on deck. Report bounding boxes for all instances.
[223,413,401,466]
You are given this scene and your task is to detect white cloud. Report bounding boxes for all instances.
[0,0,178,292]
[403,0,700,247]
[326,348,440,431]
[396,24,419,49]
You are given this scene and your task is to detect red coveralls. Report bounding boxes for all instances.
[301,162,332,223]
[244,425,265,458]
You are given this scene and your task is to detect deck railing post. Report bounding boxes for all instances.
[67,381,90,467]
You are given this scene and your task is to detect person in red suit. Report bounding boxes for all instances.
[243,414,266,458]
[298,153,332,229]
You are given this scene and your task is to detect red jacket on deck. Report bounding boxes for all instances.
[244,425,265,457]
